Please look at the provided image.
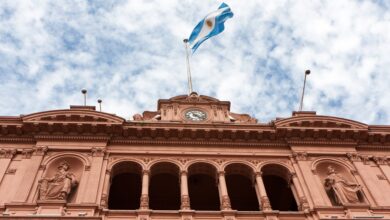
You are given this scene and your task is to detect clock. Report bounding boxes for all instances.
[184,109,207,121]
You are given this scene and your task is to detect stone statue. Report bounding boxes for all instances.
[324,165,362,205]
[38,161,78,201]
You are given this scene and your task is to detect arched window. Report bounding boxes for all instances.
[225,163,259,211]
[188,163,220,210]
[149,162,181,210]
[108,161,142,210]
[261,164,298,211]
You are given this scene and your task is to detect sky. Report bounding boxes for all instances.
[0,0,389,125]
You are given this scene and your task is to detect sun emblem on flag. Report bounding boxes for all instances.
[206,19,213,27]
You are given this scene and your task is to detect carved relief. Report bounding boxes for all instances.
[91,147,106,157]
[221,195,231,210]
[260,196,272,210]
[346,153,362,162]
[140,194,149,209]
[0,148,17,159]
[249,160,261,166]
[38,160,78,201]
[377,174,387,180]
[299,196,310,211]
[228,112,257,124]
[22,149,34,159]
[34,146,48,156]
[324,165,364,205]
[292,152,308,161]
[178,157,191,165]
[181,195,190,210]
[141,157,153,164]
[372,156,387,165]
[213,158,225,165]
[101,193,108,207]
[360,155,371,165]
[6,168,16,174]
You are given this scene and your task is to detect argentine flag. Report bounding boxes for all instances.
[188,3,233,53]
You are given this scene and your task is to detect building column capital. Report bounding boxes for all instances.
[0,148,17,159]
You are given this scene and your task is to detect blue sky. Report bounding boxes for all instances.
[0,0,389,124]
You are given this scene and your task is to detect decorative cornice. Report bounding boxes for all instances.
[0,136,35,144]
[288,140,358,146]
[35,135,110,142]
[110,139,288,148]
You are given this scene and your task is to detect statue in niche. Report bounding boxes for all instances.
[38,160,78,201]
[324,165,363,205]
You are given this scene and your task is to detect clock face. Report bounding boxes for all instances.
[185,110,207,121]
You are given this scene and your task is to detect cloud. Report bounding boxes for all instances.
[0,0,389,125]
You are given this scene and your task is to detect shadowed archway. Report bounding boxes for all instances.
[149,162,181,210]
[261,164,298,211]
[188,163,220,210]
[225,163,259,211]
[108,161,142,210]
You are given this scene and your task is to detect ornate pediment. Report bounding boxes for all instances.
[158,92,230,109]
[133,92,256,124]
[22,108,125,125]
[274,113,367,130]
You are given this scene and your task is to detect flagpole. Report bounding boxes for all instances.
[183,39,193,95]
[299,70,311,111]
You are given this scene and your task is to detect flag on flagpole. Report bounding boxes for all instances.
[188,3,233,53]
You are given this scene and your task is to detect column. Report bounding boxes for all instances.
[255,171,271,210]
[140,170,150,209]
[290,172,310,211]
[180,170,190,209]
[218,171,231,210]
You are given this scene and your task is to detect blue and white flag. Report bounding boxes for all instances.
[188,3,233,53]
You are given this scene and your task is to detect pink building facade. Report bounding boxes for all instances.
[0,93,390,220]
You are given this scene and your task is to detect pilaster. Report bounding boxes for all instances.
[82,147,105,203]
[12,146,48,202]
